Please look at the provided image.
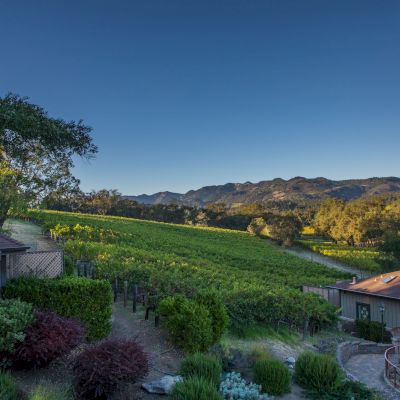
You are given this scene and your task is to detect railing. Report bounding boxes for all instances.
[385,346,400,389]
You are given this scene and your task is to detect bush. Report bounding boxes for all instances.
[29,385,71,400]
[253,358,291,396]
[158,295,213,353]
[180,353,222,387]
[225,289,337,331]
[195,290,228,343]
[11,310,85,368]
[170,376,222,400]
[63,255,75,276]
[355,319,392,343]
[0,299,34,367]
[73,337,148,399]
[3,277,112,340]
[0,372,18,400]
[295,352,342,394]
[306,380,383,400]
[219,372,271,399]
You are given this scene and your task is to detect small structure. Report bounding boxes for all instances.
[0,234,30,287]
[0,233,64,287]
[327,271,400,329]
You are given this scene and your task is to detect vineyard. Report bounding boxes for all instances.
[298,240,394,273]
[28,210,350,330]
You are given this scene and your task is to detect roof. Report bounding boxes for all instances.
[327,271,400,301]
[0,234,30,253]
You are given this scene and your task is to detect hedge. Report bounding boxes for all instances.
[3,277,112,340]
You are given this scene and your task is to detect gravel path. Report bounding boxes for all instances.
[284,246,372,279]
[3,218,60,251]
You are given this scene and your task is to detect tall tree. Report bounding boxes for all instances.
[0,93,97,226]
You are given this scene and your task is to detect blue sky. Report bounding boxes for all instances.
[1,0,399,195]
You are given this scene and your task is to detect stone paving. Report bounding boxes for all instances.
[345,354,400,400]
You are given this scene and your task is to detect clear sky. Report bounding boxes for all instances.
[1,0,399,195]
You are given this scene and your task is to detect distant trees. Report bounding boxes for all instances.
[247,213,302,246]
[313,196,400,246]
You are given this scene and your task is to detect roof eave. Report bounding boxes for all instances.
[326,285,400,301]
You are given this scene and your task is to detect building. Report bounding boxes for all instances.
[0,234,30,287]
[327,271,400,329]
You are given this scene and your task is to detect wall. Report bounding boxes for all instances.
[341,291,400,329]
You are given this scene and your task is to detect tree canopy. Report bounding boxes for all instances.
[0,93,97,225]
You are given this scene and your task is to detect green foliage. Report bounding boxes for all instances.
[253,358,291,396]
[225,289,337,331]
[355,319,392,343]
[299,240,392,273]
[313,196,400,246]
[261,213,302,246]
[195,290,229,343]
[381,231,400,260]
[25,209,349,332]
[170,376,222,400]
[0,93,97,226]
[0,299,34,365]
[3,276,112,340]
[63,255,75,276]
[180,353,222,387]
[295,352,342,394]
[306,380,383,400]
[29,385,71,400]
[0,372,18,400]
[158,295,213,353]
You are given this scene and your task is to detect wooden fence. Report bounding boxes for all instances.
[302,285,340,307]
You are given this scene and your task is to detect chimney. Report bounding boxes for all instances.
[351,276,357,285]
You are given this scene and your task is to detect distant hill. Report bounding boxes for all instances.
[125,177,400,207]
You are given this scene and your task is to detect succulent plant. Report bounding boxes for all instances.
[219,372,271,400]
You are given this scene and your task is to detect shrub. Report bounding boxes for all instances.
[180,353,222,387]
[253,358,291,396]
[0,372,18,400]
[295,352,342,394]
[306,380,383,400]
[219,372,271,400]
[63,255,75,276]
[195,290,228,343]
[29,385,71,400]
[158,295,213,353]
[0,299,34,367]
[355,319,392,343]
[73,338,148,399]
[11,310,85,368]
[3,277,112,340]
[170,376,222,400]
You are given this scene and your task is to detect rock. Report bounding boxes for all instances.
[285,356,296,364]
[285,356,296,369]
[142,375,183,394]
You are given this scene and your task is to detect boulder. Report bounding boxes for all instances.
[142,375,183,394]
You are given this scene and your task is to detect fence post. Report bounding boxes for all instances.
[123,280,128,308]
[132,284,138,313]
[113,278,118,302]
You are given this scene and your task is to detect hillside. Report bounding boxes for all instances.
[28,209,350,332]
[125,176,400,207]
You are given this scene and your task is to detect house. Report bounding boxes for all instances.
[0,234,30,287]
[327,271,400,329]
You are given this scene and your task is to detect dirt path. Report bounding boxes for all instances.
[3,218,60,251]
[111,301,184,399]
[284,246,372,279]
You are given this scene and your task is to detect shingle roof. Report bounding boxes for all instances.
[327,271,400,300]
[0,234,30,252]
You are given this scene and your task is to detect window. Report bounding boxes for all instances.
[356,302,370,321]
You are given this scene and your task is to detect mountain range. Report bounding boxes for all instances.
[125,177,400,207]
